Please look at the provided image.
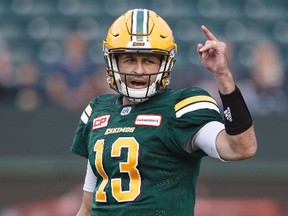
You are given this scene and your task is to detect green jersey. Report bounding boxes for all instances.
[71,87,223,216]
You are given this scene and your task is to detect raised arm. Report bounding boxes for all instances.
[197,25,257,161]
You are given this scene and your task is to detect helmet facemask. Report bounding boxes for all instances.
[104,49,176,103]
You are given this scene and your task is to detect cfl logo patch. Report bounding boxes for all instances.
[93,115,111,130]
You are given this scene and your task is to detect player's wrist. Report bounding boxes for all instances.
[215,71,235,95]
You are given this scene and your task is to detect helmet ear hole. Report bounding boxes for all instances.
[161,72,170,87]
[107,70,115,86]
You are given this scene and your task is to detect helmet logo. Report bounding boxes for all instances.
[133,42,145,46]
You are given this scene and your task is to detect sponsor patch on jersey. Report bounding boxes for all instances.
[93,114,111,130]
[134,114,162,127]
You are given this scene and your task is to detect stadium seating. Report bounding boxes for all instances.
[0,0,287,81]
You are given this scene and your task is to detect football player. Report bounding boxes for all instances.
[71,8,257,216]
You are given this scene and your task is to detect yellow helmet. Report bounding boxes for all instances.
[103,8,177,102]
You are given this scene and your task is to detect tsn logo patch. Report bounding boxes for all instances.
[93,115,111,130]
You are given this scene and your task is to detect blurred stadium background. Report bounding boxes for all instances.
[0,0,288,215]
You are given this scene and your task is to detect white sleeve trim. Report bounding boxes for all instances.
[193,121,225,161]
[83,160,97,192]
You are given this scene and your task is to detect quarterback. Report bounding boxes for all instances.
[71,9,257,216]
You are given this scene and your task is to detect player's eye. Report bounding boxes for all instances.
[144,57,160,65]
[122,57,135,63]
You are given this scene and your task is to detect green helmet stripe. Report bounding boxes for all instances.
[132,9,148,41]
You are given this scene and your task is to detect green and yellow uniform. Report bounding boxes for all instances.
[71,87,223,216]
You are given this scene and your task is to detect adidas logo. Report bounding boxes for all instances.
[224,107,233,122]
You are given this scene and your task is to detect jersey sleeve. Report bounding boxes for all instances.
[70,103,93,158]
[167,88,224,157]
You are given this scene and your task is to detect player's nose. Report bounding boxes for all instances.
[133,61,145,74]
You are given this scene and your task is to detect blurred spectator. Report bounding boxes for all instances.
[45,31,99,110]
[238,40,287,115]
[13,62,43,111]
[0,41,14,104]
[88,64,115,95]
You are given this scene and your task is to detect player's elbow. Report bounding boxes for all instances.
[237,138,257,160]
[217,129,257,161]
[231,126,257,160]
[242,144,257,159]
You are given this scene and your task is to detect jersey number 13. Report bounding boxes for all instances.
[94,137,141,202]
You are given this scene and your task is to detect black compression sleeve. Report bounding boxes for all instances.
[219,86,253,135]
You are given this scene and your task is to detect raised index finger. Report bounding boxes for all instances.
[201,25,218,41]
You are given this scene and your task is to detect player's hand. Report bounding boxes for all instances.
[197,25,230,76]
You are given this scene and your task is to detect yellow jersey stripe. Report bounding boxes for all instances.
[175,102,220,118]
[174,95,217,112]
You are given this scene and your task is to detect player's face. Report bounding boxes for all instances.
[117,54,161,89]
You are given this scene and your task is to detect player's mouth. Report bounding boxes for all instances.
[129,79,148,89]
